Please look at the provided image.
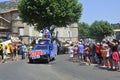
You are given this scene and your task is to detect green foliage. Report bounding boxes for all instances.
[78,22,90,39]
[90,20,113,41]
[18,0,82,30]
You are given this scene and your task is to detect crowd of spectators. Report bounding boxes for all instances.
[67,38,120,71]
[0,42,32,63]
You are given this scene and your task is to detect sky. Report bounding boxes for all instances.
[78,0,120,25]
[0,0,10,2]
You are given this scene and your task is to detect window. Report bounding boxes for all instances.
[29,27,32,36]
[19,27,24,36]
[34,45,49,50]
[16,16,21,20]
[68,31,72,37]
[115,31,120,40]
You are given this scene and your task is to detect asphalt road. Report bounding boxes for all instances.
[0,54,120,80]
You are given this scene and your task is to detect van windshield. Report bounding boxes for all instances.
[34,45,49,50]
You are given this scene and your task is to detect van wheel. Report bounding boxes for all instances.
[46,55,50,63]
[52,57,56,61]
[29,59,33,63]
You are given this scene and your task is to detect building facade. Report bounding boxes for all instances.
[114,29,120,40]
[0,9,39,44]
[54,23,78,42]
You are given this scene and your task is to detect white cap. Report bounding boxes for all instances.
[97,43,100,45]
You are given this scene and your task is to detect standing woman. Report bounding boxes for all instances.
[94,42,101,64]
[73,44,78,62]
[107,39,119,70]
[84,44,90,65]
[100,41,107,67]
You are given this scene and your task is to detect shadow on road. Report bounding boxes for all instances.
[27,60,56,65]
[93,64,119,72]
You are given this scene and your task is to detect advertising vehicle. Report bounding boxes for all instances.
[28,38,57,63]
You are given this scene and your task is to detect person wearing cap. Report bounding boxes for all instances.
[95,42,102,64]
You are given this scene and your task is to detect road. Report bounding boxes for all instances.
[0,54,120,80]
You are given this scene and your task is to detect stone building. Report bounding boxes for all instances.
[0,9,78,44]
[0,9,39,44]
[114,29,120,40]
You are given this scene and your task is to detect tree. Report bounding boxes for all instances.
[18,0,82,30]
[78,22,90,39]
[90,20,113,41]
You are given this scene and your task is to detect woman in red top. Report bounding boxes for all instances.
[95,43,102,64]
[107,39,119,70]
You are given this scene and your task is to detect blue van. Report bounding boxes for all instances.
[28,38,57,63]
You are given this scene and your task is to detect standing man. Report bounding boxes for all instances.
[78,42,84,62]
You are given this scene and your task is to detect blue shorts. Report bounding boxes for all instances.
[78,52,83,56]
